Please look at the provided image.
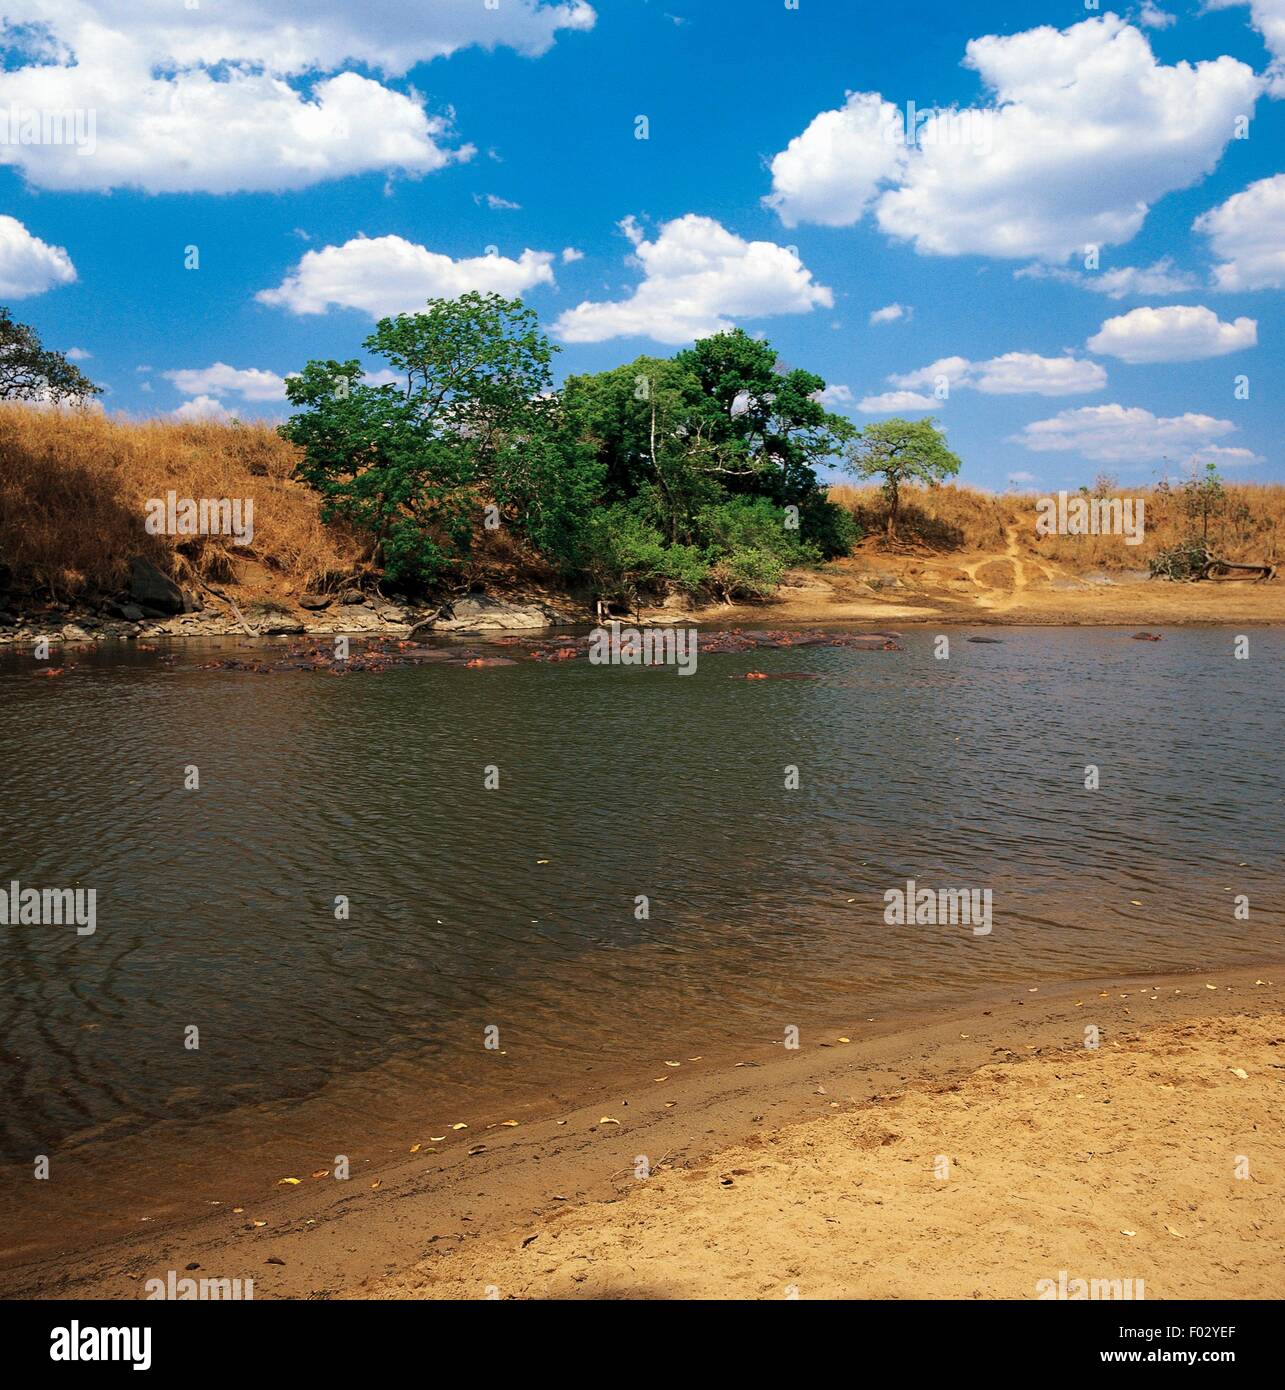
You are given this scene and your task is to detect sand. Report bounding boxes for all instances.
[8,966,1281,1301]
[386,1005,1284,1301]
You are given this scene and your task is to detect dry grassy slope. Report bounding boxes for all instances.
[2,408,1281,622]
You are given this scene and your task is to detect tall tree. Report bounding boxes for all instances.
[845,416,961,540]
[282,292,568,583]
[0,308,100,404]
[563,329,855,551]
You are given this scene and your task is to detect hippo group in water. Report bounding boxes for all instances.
[197,627,906,676]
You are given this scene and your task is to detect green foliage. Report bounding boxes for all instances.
[1178,461,1227,541]
[844,416,961,539]
[583,501,709,603]
[0,307,100,404]
[281,293,561,585]
[283,299,885,599]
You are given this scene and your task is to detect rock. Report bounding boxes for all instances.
[0,610,17,627]
[437,594,555,632]
[59,624,91,641]
[181,589,204,614]
[299,593,332,611]
[111,601,146,622]
[261,619,305,635]
[338,591,366,606]
[128,556,184,615]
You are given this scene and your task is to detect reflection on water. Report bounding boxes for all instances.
[0,626,1281,1261]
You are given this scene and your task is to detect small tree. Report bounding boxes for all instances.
[844,416,961,540]
[0,307,100,404]
[1179,460,1227,542]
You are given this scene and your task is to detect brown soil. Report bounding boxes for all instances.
[675,526,1285,629]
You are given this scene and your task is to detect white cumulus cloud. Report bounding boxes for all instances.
[764,92,908,228]
[0,215,77,297]
[172,395,233,423]
[1086,305,1257,362]
[766,16,1259,262]
[888,352,1106,396]
[257,235,557,317]
[164,364,290,402]
[552,214,833,344]
[1015,257,1200,298]
[857,390,939,414]
[1208,1,1285,93]
[0,2,595,192]
[1194,174,1285,290]
[1012,403,1239,463]
[869,302,910,325]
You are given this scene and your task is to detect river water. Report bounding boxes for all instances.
[0,625,1281,1266]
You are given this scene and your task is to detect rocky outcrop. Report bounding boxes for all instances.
[435,594,567,632]
[128,557,185,615]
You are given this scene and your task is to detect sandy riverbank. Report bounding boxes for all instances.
[6,965,1281,1300]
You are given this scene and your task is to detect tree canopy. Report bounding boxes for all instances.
[282,296,868,599]
[844,416,961,539]
[0,308,100,405]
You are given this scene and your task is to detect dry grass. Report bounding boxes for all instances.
[0,405,367,600]
[829,481,1284,571]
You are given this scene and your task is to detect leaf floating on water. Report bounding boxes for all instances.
[429,1136,446,1143]
[451,1122,468,1130]
[232,1207,244,1214]
[1121,1230,1136,1237]
[370,1179,381,1190]
[654,1076,668,1083]
[468,1144,487,1155]
[311,1170,329,1179]
[1129,900,1142,906]
[837,1037,851,1044]
[1230,1067,1249,1079]
[598,1117,620,1126]
[252,1220,267,1228]
[1206,984,1218,991]
[664,1061,681,1067]
[409,1144,421,1153]
[536,859,550,865]
[1165,1225,1185,1238]
[500,1120,519,1127]
[277,1177,301,1186]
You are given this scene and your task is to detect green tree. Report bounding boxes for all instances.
[0,308,100,404]
[563,329,856,556]
[281,293,567,585]
[844,416,961,541]
[1178,459,1227,542]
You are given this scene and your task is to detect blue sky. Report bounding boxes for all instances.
[2,0,1282,489]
